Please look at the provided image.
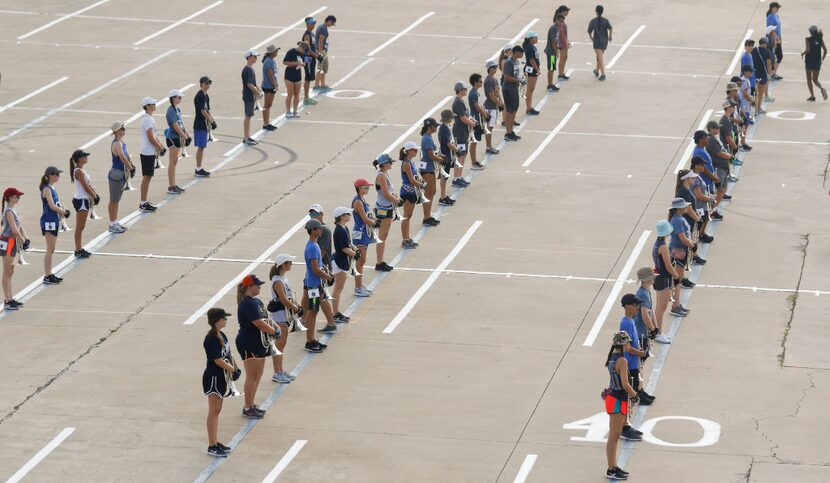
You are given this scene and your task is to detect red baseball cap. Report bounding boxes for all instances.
[240,274,265,287]
[3,187,24,198]
[353,178,371,187]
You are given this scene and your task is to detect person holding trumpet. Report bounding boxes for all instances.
[267,254,301,384]
[203,307,239,457]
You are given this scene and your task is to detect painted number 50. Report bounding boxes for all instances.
[563,413,721,447]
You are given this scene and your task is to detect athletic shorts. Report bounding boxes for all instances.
[202,370,228,398]
[304,59,316,81]
[486,109,498,128]
[72,198,90,212]
[653,274,673,291]
[285,70,302,83]
[374,207,394,220]
[775,44,783,64]
[400,191,418,204]
[605,394,629,415]
[757,75,768,85]
[194,129,208,148]
[331,263,346,275]
[41,229,58,237]
[262,88,276,94]
[454,138,468,155]
[140,154,156,177]
[0,236,17,257]
[107,168,126,203]
[236,338,268,361]
[318,54,329,74]
[304,285,323,312]
[352,229,372,247]
[165,137,181,149]
[244,100,255,118]
[525,65,539,77]
[473,124,484,142]
[503,88,519,113]
[546,54,557,71]
[716,168,729,190]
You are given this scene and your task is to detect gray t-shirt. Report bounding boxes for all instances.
[2,207,20,237]
[468,89,481,123]
[502,58,520,92]
[707,133,729,170]
[587,17,612,46]
[316,24,330,51]
[483,76,499,109]
[452,97,470,140]
[241,65,256,102]
[319,223,333,267]
[544,24,559,55]
[691,177,707,210]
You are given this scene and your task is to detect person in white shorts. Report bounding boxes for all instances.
[482,60,503,155]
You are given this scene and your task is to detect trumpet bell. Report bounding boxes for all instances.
[89,208,101,220]
[227,380,243,398]
[17,253,29,265]
[291,317,307,333]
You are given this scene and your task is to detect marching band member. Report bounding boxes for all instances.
[2,187,28,310]
[331,206,356,321]
[39,166,70,285]
[69,149,98,258]
[373,154,400,272]
[351,179,375,297]
[399,142,422,249]
[203,307,238,457]
[301,219,333,352]
[268,254,301,383]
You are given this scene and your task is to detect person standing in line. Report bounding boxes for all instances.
[330,206,356,321]
[267,254,300,384]
[668,198,697,295]
[766,1,783,79]
[351,178,376,297]
[604,330,638,481]
[203,307,238,457]
[675,169,702,270]
[751,38,772,113]
[618,293,650,434]
[108,121,134,234]
[419,117,443,227]
[687,159,712,264]
[692,129,719,223]
[738,65,755,133]
[802,26,828,101]
[2,187,28,310]
[69,149,97,258]
[740,39,756,105]
[241,49,262,146]
[651,219,681,340]
[308,204,339,332]
[235,274,279,419]
[301,17,321,106]
[193,76,215,178]
[522,32,542,115]
[399,142,423,249]
[373,154,400,272]
[451,82,475,188]
[437,110,458,206]
[314,15,336,92]
[261,45,280,131]
[482,61,503,154]
[138,97,164,213]
[39,166,69,285]
[165,89,191,194]
[587,5,612,81]
[302,218,333,352]
[468,73,488,170]
[633,269,659,401]
[502,46,524,141]
[283,43,306,119]
[544,15,561,92]
[555,5,571,81]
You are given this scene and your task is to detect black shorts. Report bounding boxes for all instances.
[774,44,783,64]
[235,337,268,361]
[400,191,418,204]
[285,70,302,83]
[42,229,58,237]
[304,285,323,312]
[304,59,316,81]
[165,137,181,148]
[263,88,276,94]
[72,198,90,212]
[203,370,228,398]
[525,66,539,77]
[374,207,394,220]
[473,124,484,141]
[140,154,156,177]
[654,274,673,291]
[503,88,519,113]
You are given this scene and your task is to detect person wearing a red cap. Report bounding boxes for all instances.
[234,273,280,419]
[350,178,376,297]
[69,149,98,259]
[39,167,71,285]
[2,187,29,310]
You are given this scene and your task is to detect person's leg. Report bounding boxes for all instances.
[74,209,88,251]
[167,145,178,189]
[332,272,347,313]
[320,297,336,326]
[597,49,606,75]
[304,308,318,340]
[375,218,391,263]
[422,173,435,219]
[263,92,274,125]
[439,174,449,199]
[606,412,625,470]
[806,69,815,98]
[525,76,537,111]
[402,201,414,240]
[354,245,367,289]
[453,153,466,180]
[206,394,222,445]
[546,56,555,87]
[303,80,310,100]
[504,111,515,134]
[243,114,252,139]
[559,47,569,76]
[654,286,669,331]
[242,357,264,409]
[196,147,205,169]
[284,86,293,114]
[274,325,288,373]
[2,257,14,301]
[43,233,56,276]
[292,83,301,113]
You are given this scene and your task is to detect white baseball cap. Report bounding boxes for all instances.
[309,203,324,213]
[333,206,353,218]
[403,141,419,151]
[245,49,260,58]
[681,171,699,180]
[141,96,158,107]
[168,89,183,98]
[274,254,297,266]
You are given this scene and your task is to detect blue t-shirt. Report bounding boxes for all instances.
[165,105,183,139]
[620,316,640,370]
[669,214,690,251]
[262,56,276,90]
[438,124,452,158]
[634,286,652,336]
[241,65,256,101]
[304,239,322,287]
[767,13,781,40]
[693,146,715,190]
[420,133,436,173]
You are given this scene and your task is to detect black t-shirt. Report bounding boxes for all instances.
[237,296,267,344]
[193,90,209,131]
[241,65,256,102]
[333,224,351,271]
[203,331,230,374]
[283,49,302,80]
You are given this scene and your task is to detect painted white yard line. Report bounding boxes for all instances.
[0,49,176,144]
[488,19,539,62]
[558,131,683,141]
[250,7,328,50]
[133,1,223,46]
[725,29,754,75]
[261,440,307,483]
[182,216,307,325]
[368,12,435,57]
[583,230,651,347]
[383,221,482,334]
[382,96,451,154]
[605,25,646,69]
[17,0,111,39]
[751,139,830,146]
[0,77,68,114]
[0,9,40,15]
[521,102,581,167]
[512,454,538,483]
[6,427,75,483]
[80,83,195,150]
[673,108,714,173]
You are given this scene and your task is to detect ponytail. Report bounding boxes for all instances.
[269,264,279,280]
[604,346,614,367]
[419,125,428,136]
[1,197,6,213]
[372,159,380,169]
[69,156,77,182]
[236,284,247,304]
[207,320,224,346]
[38,175,49,192]
[675,170,689,195]
[398,147,407,161]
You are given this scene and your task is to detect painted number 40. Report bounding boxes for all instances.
[563,413,721,447]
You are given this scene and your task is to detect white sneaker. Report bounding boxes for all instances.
[271,372,291,383]
[281,371,296,381]
[654,334,672,344]
[354,287,372,297]
[108,223,126,234]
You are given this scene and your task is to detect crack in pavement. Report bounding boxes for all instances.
[744,456,755,483]
[779,233,809,366]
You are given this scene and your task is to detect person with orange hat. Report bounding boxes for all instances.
[2,187,29,310]
[351,178,376,297]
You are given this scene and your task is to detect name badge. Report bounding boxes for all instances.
[524,65,535,74]
[419,160,428,170]
[307,288,320,298]
[44,222,57,231]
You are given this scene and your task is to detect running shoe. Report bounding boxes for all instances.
[285,112,295,119]
[727,174,740,182]
[303,98,318,105]
[251,405,266,415]
[711,211,724,221]
[354,287,372,297]
[422,217,440,226]
[606,467,628,480]
[438,197,455,206]
[681,279,696,289]
[271,372,292,383]
[739,144,753,152]
[485,147,500,154]
[636,394,653,406]
[138,202,157,212]
[263,124,277,131]
[108,223,126,234]
[319,85,333,92]
[304,341,325,353]
[167,186,185,194]
[599,74,606,81]
[194,168,211,178]
[43,274,61,285]
[593,69,599,77]
[620,426,642,441]
[216,442,232,453]
[526,108,540,115]
[699,234,714,243]
[281,372,296,381]
[401,239,418,249]
[764,96,775,103]
[241,407,263,419]
[4,300,19,311]
[654,333,672,344]
[334,312,351,323]
[692,255,707,265]
[312,85,322,91]
[547,84,560,91]
[638,390,656,402]
[822,88,829,101]
[807,96,816,102]
[315,339,328,349]
[504,132,521,141]
[471,161,486,170]
[374,262,393,272]
[558,74,570,80]
[318,324,338,333]
[772,74,783,81]
[722,194,733,201]
[74,249,92,258]
[52,274,63,282]
[207,445,229,457]
[451,178,467,188]
[731,158,743,166]
[669,307,688,317]
[243,138,258,145]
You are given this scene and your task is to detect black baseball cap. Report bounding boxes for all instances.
[423,117,438,127]
[744,39,755,46]
[207,308,232,323]
[693,130,708,142]
[71,149,90,161]
[325,15,336,24]
[741,64,753,72]
[512,45,525,53]
[620,293,643,306]
[199,76,212,85]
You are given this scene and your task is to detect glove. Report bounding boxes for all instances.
[93,194,101,206]
[159,148,167,157]
[691,242,698,252]
[63,209,71,218]
[22,239,31,250]
[210,121,217,130]
[185,137,192,147]
[354,250,361,261]
[296,307,305,318]
[232,368,242,381]
[129,167,136,178]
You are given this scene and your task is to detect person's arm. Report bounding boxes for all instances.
[201,106,215,124]
[317,32,327,52]
[377,173,401,203]
[336,228,357,257]
[474,101,488,120]
[427,147,444,162]
[587,20,594,39]
[213,357,235,373]
[310,258,332,281]
[42,187,63,215]
[77,170,97,199]
[485,86,500,105]
[659,245,680,279]
[173,117,188,139]
[461,114,476,128]
[402,161,419,188]
[503,62,519,83]
[678,231,695,248]
[352,198,373,225]
[608,25,613,42]
[684,204,701,222]
[113,141,133,170]
[625,340,646,358]
[822,39,828,60]
[693,184,714,203]
[802,37,809,57]
[5,211,24,240]
[639,304,656,332]
[251,317,279,336]
[701,166,719,184]
[616,358,638,398]
[527,52,540,71]
[247,80,260,96]
[274,281,299,312]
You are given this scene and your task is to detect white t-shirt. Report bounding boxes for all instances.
[139,113,157,156]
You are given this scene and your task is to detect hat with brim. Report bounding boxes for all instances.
[671,197,691,209]
[3,187,24,198]
[266,44,280,54]
[71,149,91,161]
[240,274,266,287]
[403,141,419,152]
[637,267,657,282]
[440,109,454,122]
[621,293,643,306]
[613,330,632,346]
[305,219,323,230]
[111,121,125,133]
[45,166,63,176]
[375,153,394,165]
[333,206,353,218]
[141,96,158,107]
[207,308,232,323]
[274,254,297,266]
[656,219,673,237]
[681,171,699,180]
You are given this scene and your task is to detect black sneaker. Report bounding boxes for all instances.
[692,256,707,265]
[216,442,232,453]
[547,84,560,91]
[681,279,696,289]
[43,274,61,285]
[422,217,440,226]
[722,194,732,200]
[620,426,643,441]
[505,132,521,141]
[334,312,350,323]
[636,394,653,406]
[4,300,19,311]
[318,324,338,333]
[10,299,23,307]
[558,74,570,80]
[315,339,328,349]
[194,168,211,178]
[263,124,277,131]
[207,445,229,457]
[711,211,724,221]
[526,108,540,115]
[401,239,418,249]
[241,407,263,419]
[251,405,266,415]
[699,234,714,243]
[438,197,454,206]
[304,341,324,353]
[606,467,628,480]
[375,262,393,272]
[638,390,655,402]
[74,249,92,258]
[139,202,158,212]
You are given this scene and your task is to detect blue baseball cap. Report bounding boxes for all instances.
[375,153,393,165]
[305,17,317,25]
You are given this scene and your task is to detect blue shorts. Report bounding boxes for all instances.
[194,130,208,148]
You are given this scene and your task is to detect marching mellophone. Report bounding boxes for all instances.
[56,202,72,232]
[123,163,135,191]
[223,357,243,398]
[286,301,307,332]
[260,316,283,356]
[17,244,28,265]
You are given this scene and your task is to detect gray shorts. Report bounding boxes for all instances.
[107,168,126,203]
[244,100,255,118]
[716,168,729,190]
